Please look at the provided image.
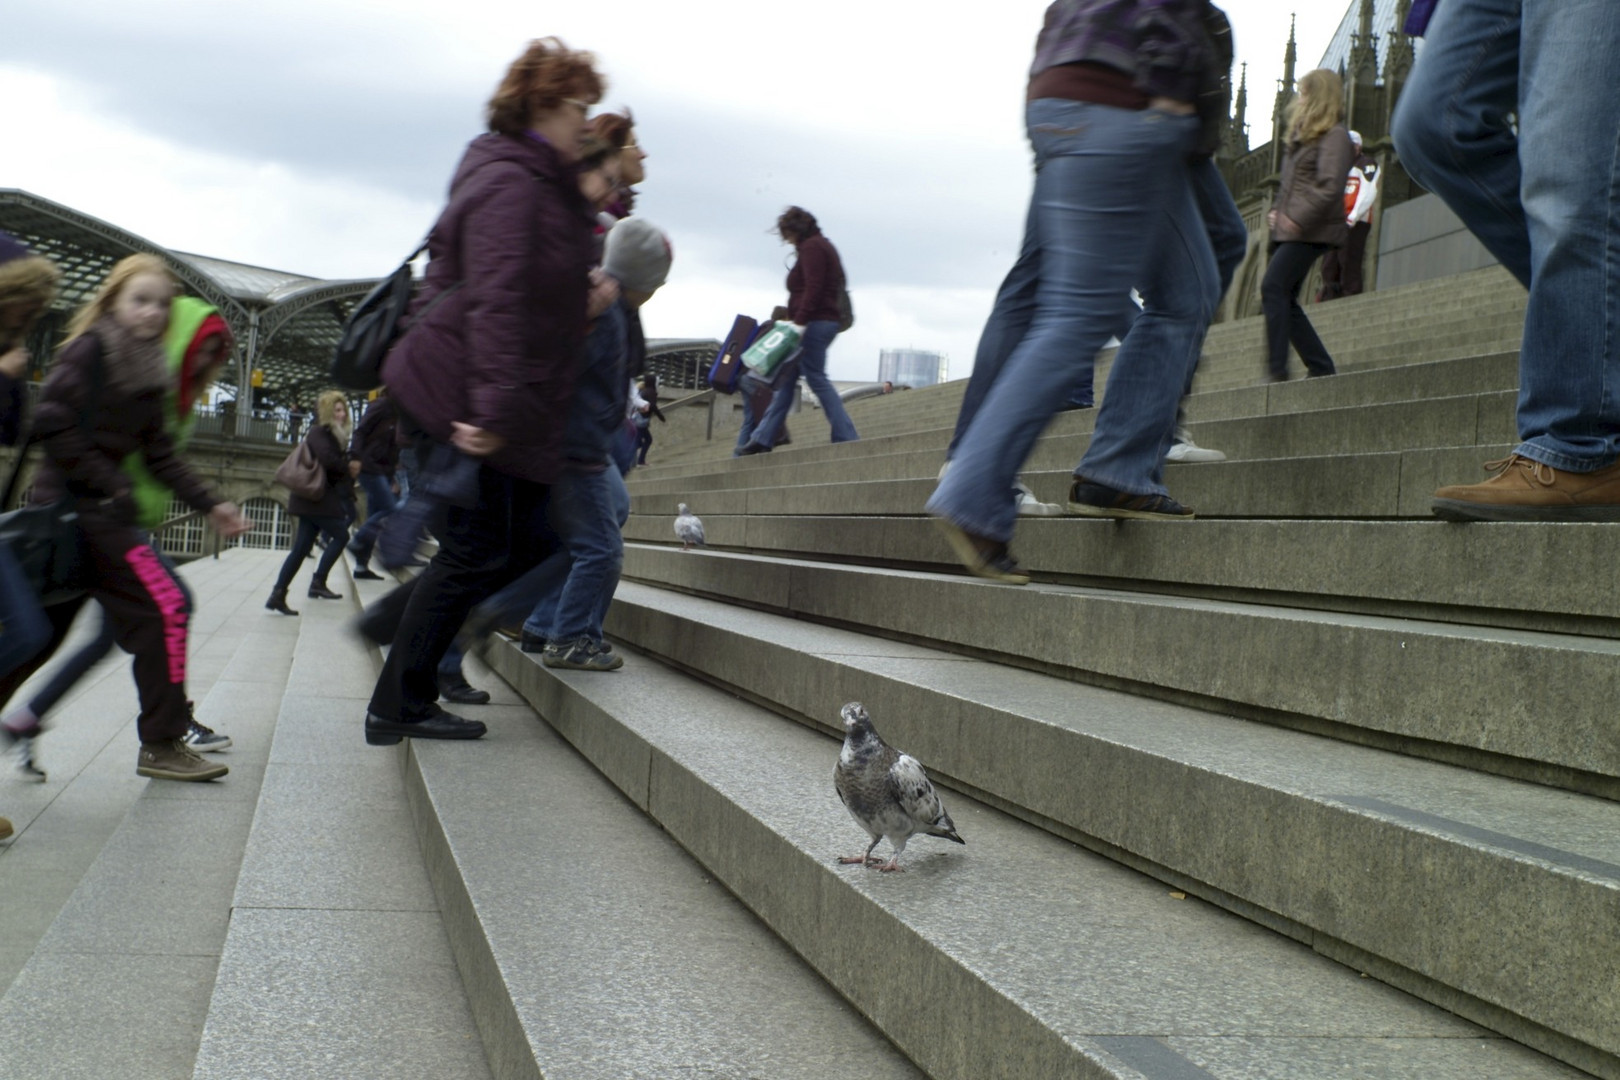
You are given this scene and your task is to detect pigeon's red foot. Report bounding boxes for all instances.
[838,855,871,865]
[875,858,904,873]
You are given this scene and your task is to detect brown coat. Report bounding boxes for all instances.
[30,330,219,525]
[1271,125,1356,247]
[381,132,597,486]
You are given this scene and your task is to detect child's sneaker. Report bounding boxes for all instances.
[542,637,624,671]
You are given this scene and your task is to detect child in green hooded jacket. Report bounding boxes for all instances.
[1,297,237,772]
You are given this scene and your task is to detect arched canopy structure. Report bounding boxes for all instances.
[0,189,378,417]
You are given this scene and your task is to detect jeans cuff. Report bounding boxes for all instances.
[1514,443,1619,474]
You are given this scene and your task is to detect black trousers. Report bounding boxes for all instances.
[0,522,196,743]
[273,514,348,593]
[1262,241,1336,379]
[366,463,553,720]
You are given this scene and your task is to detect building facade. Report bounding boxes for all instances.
[878,348,948,389]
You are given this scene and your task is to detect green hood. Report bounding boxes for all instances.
[125,297,225,530]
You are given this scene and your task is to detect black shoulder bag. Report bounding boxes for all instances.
[0,346,104,605]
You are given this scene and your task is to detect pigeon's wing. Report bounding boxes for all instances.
[690,516,706,546]
[888,753,962,842]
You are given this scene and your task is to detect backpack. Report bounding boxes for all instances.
[330,240,463,391]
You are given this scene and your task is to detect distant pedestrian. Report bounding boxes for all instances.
[1319,130,1378,301]
[1261,68,1354,381]
[265,389,356,614]
[3,254,249,782]
[346,387,401,581]
[926,0,1219,582]
[634,372,664,464]
[1394,0,1620,521]
[735,207,859,454]
[362,37,612,746]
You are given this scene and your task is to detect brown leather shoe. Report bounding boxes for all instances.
[137,739,228,782]
[0,815,13,841]
[1433,454,1620,522]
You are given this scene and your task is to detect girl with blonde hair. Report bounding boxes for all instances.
[1,253,250,783]
[266,388,356,614]
[1261,68,1355,381]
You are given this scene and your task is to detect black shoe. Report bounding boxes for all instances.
[735,442,770,456]
[519,629,547,654]
[1066,478,1194,520]
[438,675,491,706]
[308,583,343,600]
[364,705,488,746]
[353,567,385,581]
[266,589,299,616]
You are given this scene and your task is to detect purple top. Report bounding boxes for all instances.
[1404,0,1438,37]
[1029,0,1214,104]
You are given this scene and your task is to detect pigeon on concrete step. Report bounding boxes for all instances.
[833,701,964,872]
[674,503,706,551]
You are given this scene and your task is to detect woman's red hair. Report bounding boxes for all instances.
[486,38,605,136]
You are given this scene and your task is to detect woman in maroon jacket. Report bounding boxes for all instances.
[736,206,859,454]
[266,389,356,614]
[363,37,617,745]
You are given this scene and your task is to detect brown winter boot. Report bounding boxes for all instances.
[137,739,228,782]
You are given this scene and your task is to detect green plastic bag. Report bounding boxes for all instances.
[741,322,803,378]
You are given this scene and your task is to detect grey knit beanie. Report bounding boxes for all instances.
[603,218,672,295]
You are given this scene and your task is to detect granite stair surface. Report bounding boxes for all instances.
[591,267,1618,1079]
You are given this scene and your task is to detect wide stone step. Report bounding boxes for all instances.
[478,628,1591,1080]
[400,672,925,1080]
[621,514,1620,639]
[0,552,291,1080]
[630,392,1516,506]
[591,581,1620,1079]
[638,352,1522,480]
[630,443,1518,521]
[191,559,493,1080]
[616,544,1620,794]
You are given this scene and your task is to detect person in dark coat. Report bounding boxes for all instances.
[266,389,355,614]
[346,389,400,580]
[0,234,59,832]
[1261,68,1355,381]
[361,36,614,746]
[5,254,249,783]
[736,207,859,454]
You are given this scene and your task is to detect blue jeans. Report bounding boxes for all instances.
[746,320,859,448]
[349,471,398,567]
[928,100,1207,542]
[543,466,627,643]
[273,514,348,591]
[1392,0,1620,471]
[947,153,1240,458]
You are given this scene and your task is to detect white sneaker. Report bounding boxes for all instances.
[1014,482,1065,516]
[1165,428,1226,463]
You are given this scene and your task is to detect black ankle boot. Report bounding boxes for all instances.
[308,583,342,600]
[266,588,299,616]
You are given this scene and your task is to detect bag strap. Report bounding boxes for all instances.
[2,338,106,510]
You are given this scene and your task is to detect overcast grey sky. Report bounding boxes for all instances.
[0,1,1350,382]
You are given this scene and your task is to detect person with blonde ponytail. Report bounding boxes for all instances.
[266,388,356,614]
[1261,68,1355,382]
[1,254,250,783]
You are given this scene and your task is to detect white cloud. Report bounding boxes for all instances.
[1,0,1354,386]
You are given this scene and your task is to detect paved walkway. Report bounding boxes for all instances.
[0,549,490,1080]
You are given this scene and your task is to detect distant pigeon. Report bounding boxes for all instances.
[674,503,705,551]
[833,701,963,872]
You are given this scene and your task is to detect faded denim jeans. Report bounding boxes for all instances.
[927,99,1209,543]
[1393,0,1620,471]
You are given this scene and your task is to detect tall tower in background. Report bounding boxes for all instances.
[878,349,948,388]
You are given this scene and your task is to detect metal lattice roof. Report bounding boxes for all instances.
[1318,0,1410,81]
[0,188,378,404]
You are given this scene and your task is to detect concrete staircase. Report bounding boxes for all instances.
[5,264,1610,1079]
[492,264,1611,1079]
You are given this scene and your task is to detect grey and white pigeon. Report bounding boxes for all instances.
[833,701,964,872]
[674,503,705,551]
